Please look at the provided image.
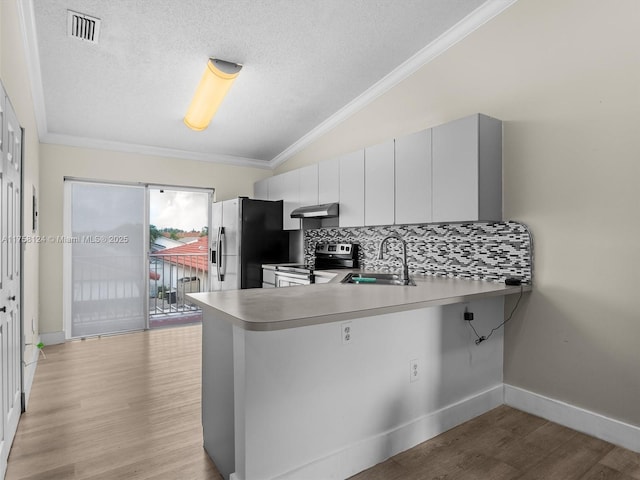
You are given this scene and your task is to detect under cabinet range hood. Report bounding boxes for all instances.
[290,202,339,219]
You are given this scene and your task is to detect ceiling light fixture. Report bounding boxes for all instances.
[184,58,242,131]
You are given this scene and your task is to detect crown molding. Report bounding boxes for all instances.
[269,0,519,168]
[17,0,48,139]
[40,133,271,169]
[19,0,517,171]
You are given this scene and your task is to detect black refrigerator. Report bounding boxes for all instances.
[210,197,289,290]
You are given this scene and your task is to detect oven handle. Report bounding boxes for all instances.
[274,271,315,285]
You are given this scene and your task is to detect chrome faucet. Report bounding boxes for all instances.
[377,234,411,285]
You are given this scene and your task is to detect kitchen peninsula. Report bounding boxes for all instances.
[189,274,528,480]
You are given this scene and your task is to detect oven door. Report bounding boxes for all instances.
[274,271,314,287]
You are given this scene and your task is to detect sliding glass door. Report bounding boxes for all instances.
[66,181,147,337]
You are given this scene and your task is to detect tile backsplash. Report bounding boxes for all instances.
[304,221,533,284]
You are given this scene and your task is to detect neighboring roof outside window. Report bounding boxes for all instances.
[153,236,209,272]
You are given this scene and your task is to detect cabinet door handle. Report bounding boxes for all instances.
[9,296,16,301]
[0,306,6,313]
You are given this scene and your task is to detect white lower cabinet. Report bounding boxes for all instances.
[262,267,276,288]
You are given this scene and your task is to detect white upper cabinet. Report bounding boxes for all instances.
[432,115,477,222]
[394,129,432,224]
[267,173,283,202]
[338,150,365,227]
[432,113,502,222]
[318,157,340,204]
[280,169,301,230]
[364,140,395,226]
[267,171,300,230]
[253,178,269,200]
[298,164,319,208]
[253,166,316,231]
[254,114,501,228]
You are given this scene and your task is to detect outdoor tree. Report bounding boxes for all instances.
[149,224,160,245]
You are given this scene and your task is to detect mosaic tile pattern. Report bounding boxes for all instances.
[304,221,533,283]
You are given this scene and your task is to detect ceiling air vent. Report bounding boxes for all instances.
[67,10,101,44]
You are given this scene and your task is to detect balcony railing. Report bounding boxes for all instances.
[149,252,208,322]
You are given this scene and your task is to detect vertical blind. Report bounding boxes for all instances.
[69,181,146,337]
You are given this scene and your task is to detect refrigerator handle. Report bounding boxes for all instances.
[217,226,225,281]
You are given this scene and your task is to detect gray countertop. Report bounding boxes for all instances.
[188,270,530,331]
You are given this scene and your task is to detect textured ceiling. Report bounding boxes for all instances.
[23,0,502,167]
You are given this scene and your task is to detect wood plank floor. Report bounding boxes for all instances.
[6,325,221,480]
[350,406,640,480]
[7,325,640,480]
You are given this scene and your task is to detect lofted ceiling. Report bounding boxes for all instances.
[20,0,513,168]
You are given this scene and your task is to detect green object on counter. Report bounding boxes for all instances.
[353,277,377,283]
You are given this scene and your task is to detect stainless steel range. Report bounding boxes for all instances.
[273,242,359,287]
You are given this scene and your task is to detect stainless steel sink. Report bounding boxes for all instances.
[341,272,416,286]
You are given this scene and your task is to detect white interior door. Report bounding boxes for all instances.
[66,181,147,338]
[0,87,23,476]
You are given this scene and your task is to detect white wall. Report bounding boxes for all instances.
[2,0,276,346]
[204,298,504,480]
[276,0,640,427]
[1,0,41,398]
[38,144,271,339]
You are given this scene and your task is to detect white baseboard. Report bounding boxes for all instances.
[504,384,640,453]
[273,385,504,480]
[23,339,41,410]
[39,331,66,346]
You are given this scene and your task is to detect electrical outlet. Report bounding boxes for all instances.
[410,359,420,383]
[341,322,353,344]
